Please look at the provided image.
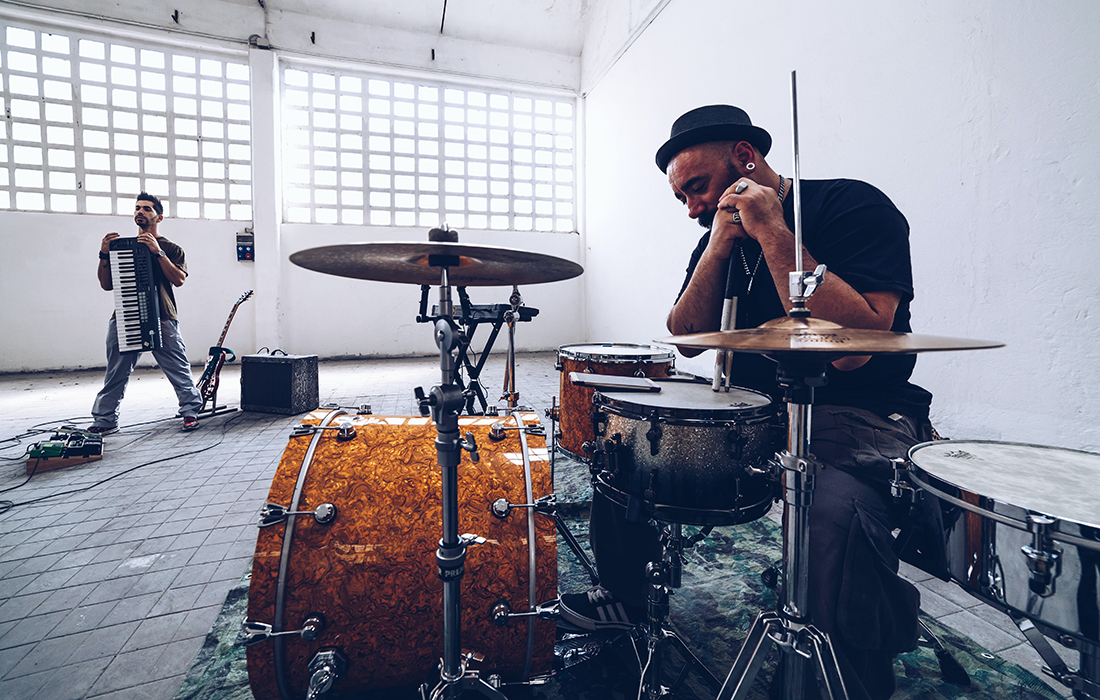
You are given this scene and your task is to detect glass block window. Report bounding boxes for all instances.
[282,64,576,232]
[0,21,252,219]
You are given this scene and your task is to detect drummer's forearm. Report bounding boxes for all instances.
[667,250,727,338]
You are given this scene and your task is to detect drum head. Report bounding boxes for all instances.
[556,343,674,364]
[909,440,1100,529]
[596,380,772,423]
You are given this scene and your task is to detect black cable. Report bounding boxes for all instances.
[0,413,242,514]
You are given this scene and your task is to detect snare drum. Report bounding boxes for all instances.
[591,379,778,526]
[555,343,675,458]
[907,440,1100,646]
[246,410,556,698]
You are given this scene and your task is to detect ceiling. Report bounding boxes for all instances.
[241,0,592,56]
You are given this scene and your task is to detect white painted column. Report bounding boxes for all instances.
[248,46,283,350]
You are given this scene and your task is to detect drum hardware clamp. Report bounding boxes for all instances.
[490,493,556,519]
[306,648,347,700]
[258,501,337,527]
[488,421,544,441]
[240,614,325,646]
[490,599,561,626]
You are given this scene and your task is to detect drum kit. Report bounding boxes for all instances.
[239,77,1100,700]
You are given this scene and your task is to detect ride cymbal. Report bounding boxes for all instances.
[660,316,1004,357]
[289,242,584,286]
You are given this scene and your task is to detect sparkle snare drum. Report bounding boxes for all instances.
[555,343,675,459]
[591,379,779,526]
[245,410,556,698]
[906,440,1100,648]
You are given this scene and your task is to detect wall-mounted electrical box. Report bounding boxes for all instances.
[237,228,255,261]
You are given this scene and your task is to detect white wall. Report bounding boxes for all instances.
[0,3,586,373]
[581,0,1100,451]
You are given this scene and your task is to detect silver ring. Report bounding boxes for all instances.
[732,211,742,224]
[734,182,749,194]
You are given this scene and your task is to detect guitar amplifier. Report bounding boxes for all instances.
[240,352,319,414]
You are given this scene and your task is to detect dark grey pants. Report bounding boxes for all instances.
[588,404,933,700]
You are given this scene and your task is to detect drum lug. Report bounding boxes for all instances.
[306,648,347,700]
[357,403,372,415]
[646,413,662,457]
[889,458,923,509]
[1021,514,1063,597]
[241,613,326,647]
[726,424,746,461]
[258,501,338,527]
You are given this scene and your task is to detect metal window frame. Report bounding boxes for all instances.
[281,60,577,233]
[0,19,252,220]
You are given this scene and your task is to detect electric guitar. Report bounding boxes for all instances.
[198,289,253,412]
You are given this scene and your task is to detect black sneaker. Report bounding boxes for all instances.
[182,416,200,432]
[559,586,643,631]
[87,425,119,435]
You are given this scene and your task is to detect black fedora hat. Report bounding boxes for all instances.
[655,105,772,173]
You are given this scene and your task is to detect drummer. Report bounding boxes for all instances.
[558,105,936,700]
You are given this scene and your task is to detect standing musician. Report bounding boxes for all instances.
[559,105,936,700]
[89,192,203,434]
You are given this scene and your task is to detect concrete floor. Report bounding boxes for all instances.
[0,352,1074,698]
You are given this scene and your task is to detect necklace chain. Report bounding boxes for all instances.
[737,175,785,293]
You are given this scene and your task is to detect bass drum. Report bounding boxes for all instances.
[907,440,1100,646]
[592,379,778,526]
[246,409,556,699]
[556,343,674,459]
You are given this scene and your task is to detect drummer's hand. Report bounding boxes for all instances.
[717,178,786,244]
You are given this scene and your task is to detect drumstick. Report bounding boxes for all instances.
[713,241,743,391]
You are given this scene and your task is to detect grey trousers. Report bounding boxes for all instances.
[91,316,203,428]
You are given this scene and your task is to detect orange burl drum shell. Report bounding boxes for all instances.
[557,344,674,458]
[246,412,556,698]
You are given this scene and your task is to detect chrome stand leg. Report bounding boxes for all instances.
[715,358,850,700]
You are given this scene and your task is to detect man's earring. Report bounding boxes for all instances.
[746,162,756,171]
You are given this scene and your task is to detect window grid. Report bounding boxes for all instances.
[0,21,252,220]
[282,64,576,232]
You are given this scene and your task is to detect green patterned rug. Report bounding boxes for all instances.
[175,509,1062,700]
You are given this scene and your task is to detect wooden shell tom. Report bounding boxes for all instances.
[555,343,675,459]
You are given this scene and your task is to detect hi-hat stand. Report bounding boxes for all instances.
[634,522,722,699]
[417,262,509,700]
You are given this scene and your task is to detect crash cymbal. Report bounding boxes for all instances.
[289,242,584,286]
[660,316,1004,357]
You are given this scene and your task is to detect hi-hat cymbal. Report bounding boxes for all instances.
[290,242,584,286]
[659,316,1004,357]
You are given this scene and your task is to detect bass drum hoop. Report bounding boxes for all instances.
[556,343,675,365]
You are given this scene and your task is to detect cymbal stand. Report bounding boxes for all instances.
[634,521,722,699]
[417,263,508,700]
[717,72,846,699]
[715,356,848,700]
[501,286,522,409]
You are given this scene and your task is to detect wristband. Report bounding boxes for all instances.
[99,251,110,261]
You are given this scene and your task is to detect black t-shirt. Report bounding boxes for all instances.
[677,178,933,420]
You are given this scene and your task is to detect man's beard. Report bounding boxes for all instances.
[698,209,716,230]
